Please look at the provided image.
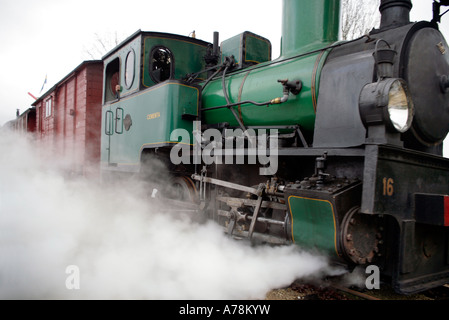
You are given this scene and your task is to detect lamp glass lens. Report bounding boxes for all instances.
[388,80,413,133]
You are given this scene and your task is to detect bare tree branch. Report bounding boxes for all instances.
[82,31,126,60]
[341,0,380,40]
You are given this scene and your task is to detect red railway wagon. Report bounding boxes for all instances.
[32,60,103,178]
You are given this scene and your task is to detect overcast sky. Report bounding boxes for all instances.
[0,0,447,154]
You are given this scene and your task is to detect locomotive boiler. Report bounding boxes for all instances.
[100,0,449,294]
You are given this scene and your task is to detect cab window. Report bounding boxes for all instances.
[105,58,120,102]
[149,46,174,83]
[124,50,135,88]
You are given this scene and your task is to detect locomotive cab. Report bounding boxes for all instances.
[103,30,211,103]
[101,31,211,174]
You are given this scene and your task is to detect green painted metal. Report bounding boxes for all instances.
[101,82,200,169]
[201,0,340,132]
[142,35,209,87]
[202,49,331,131]
[281,0,340,57]
[288,196,339,257]
[220,32,272,68]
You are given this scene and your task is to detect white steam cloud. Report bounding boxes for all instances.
[0,132,342,299]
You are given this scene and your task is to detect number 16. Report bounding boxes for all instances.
[382,178,394,196]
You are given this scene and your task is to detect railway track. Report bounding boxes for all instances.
[266,282,449,300]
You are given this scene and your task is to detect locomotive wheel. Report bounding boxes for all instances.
[164,176,199,203]
[341,207,382,265]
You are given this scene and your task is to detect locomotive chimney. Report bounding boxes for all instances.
[281,0,340,57]
[379,0,413,30]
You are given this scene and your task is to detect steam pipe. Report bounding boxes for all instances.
[281,0,340,57]
[213,31,219,56]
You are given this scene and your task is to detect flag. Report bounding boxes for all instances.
[39,74,47,94]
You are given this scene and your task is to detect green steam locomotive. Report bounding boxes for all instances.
[101,0,449,294]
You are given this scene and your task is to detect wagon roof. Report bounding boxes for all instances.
[32,60,102,106]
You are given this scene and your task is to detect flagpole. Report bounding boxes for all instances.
[28,92,38,100]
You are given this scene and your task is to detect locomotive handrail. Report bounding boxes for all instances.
[191,173,263,197]
[104,110,114,136]
[373,39,396,80]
